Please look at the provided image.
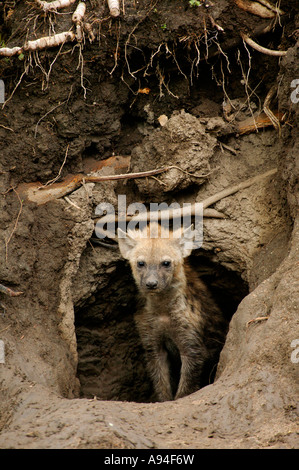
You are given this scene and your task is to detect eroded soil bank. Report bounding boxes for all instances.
[0,0,298,448]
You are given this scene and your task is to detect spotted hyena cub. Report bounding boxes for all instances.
[118,223,227,401]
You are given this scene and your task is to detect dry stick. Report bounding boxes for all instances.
[86,165,212,184]
[200,168,277,209]
[96,208,226,225]
[96,168,278,233]
[85,166,170,183]
[246,316,270,327]
[0,124,14,132]
[5,188,23,263]
[30,167,177,201]
[241,33,287,56]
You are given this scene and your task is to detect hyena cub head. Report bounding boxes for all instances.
[118,223,195,294]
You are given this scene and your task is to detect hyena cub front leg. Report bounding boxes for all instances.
[143,345,173,402]
[135,317,173,401]
[175,351,205,400]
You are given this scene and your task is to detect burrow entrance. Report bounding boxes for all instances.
[74,247,248,403]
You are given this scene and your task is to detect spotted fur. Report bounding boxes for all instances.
[118,223,227,401]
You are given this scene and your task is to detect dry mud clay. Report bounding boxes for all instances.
[0,0,298,449]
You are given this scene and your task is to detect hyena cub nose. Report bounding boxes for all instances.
[145,278,158,290]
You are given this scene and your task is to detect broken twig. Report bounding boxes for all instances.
[246,316,270,327]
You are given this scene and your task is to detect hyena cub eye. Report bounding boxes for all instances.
[137,260,146,268]
[161,260,171,267]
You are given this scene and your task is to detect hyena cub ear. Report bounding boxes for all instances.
[117,227,137,259]
[175,224,195,258]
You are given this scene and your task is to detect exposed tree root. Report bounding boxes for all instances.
[0,46,22,57]
[107,0,120,18]
[241,33,287,56]
[0,32,76,57]
[72,2,87,42]
[26,31,75,52]
[263,85,281,133]
[234,0,284,18]
[237,110,285,134]
[95,168,278,240]
[0,284,23,297]
[35,0,77,12]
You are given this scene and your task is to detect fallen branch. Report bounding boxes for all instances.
[108,0,120,17]
[241,33,287,56]
[36,0,77,12]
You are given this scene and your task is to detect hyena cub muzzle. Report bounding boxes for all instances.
[118,223,228,401]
